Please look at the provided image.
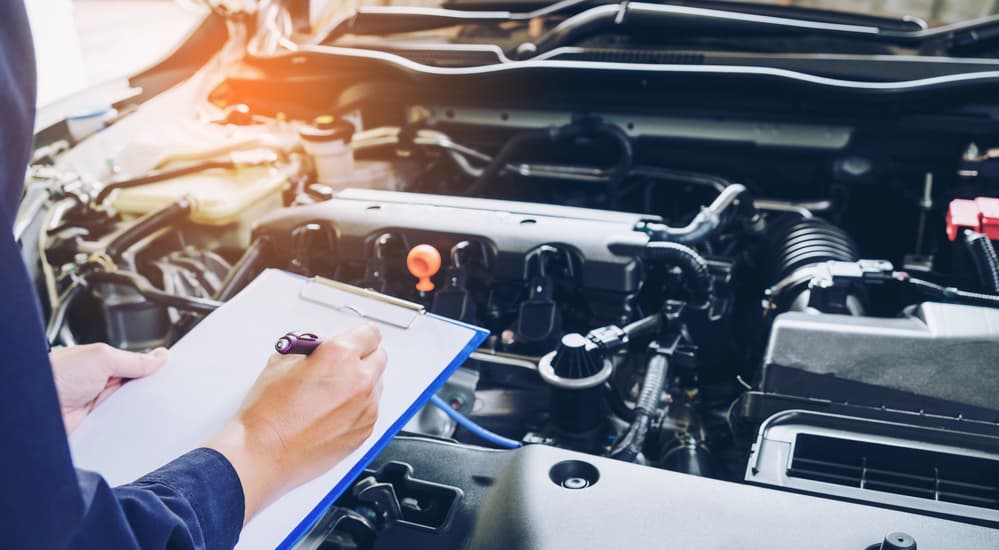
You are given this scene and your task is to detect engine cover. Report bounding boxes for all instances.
[256,189,653,292]
[760,301,999,421]
[254,189,660,329]
[300,437,999,550]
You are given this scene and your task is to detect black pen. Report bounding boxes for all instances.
[275,332,323,355]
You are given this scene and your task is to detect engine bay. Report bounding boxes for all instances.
[20,34,999,547]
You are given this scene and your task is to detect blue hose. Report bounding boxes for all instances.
[430,395,523,449]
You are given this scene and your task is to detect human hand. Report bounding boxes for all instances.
[50,343,169,434]
[207,324,387,523]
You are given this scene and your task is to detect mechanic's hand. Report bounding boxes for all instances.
[207,324,387,523]
[50,343,169,434]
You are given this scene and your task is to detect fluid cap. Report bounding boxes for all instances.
[299,115,356,144]
[407,244,442,292]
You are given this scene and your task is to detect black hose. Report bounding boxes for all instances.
[950,288,999,308]
[105,199,192,260]
[463,120,633,204]
[215,237,270,302]
[630,166,728,194]
[604,381,637,422]
[621,314,661,338]
[608,353,669,462]
[903,275,999,309]
[464,129,551,197]
[769,217,858,281]
[46,282,85,346]
[48,268,222,344]
[964,230,999,293]
[86,271,222,313]
[593,122,633,209]
[644,242,713,307]
[95,161,234,205]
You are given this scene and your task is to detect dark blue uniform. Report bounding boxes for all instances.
[1,2,244,548]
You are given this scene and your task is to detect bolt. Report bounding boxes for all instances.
[562,477,589,489]
[964,142,980,161]
[501,329,516,345]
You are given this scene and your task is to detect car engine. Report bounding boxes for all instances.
[18,11,999,547]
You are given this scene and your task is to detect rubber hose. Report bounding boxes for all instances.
[904,276,999,309]
[464,130,551,197]
[608,354,669,462]
[621,314,661,338]
[430,395,522,449]
[46,282,84,346]
[594,121,634,209]
[964,230,999,293]
[604,381,637,423]
[769,217,858,281]
[86,271,222,313]
[952,288,999,307]
[105,199,192,260]
[644,241,712,307]
[95,161,233,205]
[215,237,270,301]
[629,166,728,193]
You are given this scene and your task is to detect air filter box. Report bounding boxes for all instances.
[760,301,999,422]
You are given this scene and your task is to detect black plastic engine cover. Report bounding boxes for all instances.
[303,436,999,549]
[254,189,653,294]
[760,301,999,422]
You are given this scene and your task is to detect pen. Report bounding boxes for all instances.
[275,332,323,356]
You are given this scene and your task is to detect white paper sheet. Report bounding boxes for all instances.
[69,269,485,549]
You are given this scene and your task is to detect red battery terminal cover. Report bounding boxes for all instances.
[946,197,999,241]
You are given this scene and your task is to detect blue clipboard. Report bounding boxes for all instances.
[69,270,489,550]
[277,313,488,548]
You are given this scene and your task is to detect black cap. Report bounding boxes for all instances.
[550,333,603,379]
[538,333,613,390]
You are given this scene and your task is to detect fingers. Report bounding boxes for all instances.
[350,348,387,402]
[371,376,384,406]
[310,324,382,366]
[266,353,300,370]
[363,348,388,378]
[104,346,169,379]
[92,378,125,408]
[341,324,383,359]
[345,382,381,439]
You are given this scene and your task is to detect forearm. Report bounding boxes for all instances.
[68,449,245,550]
[206,419,286,525]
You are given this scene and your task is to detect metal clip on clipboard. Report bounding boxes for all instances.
[299,276,425,329]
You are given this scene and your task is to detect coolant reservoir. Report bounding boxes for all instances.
[299,115,356,185]
[109,165,288,227]
[299,115,397,191]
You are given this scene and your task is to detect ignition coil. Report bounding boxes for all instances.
[430,240,490,324]
[508,245,574,354]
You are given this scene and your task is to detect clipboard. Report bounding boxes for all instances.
[69,269,489,549]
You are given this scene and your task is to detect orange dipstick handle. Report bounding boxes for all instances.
[407,244,442,292]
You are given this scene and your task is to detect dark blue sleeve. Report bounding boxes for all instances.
[0,2,245,548]
[70,449,245,550]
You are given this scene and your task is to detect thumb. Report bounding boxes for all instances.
[105,347,169,379]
